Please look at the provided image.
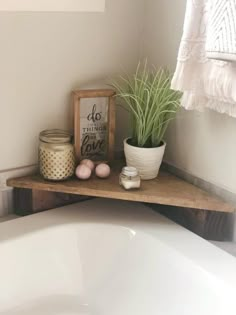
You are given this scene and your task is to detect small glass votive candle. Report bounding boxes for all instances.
[119,166,141,190]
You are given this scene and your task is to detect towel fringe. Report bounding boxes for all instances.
[180,93,236,117]
[171,61,236,117]
[171,0,236,117]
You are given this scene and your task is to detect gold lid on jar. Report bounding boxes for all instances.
[39,129,72,144]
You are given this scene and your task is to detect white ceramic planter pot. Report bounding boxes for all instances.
[124,138,166,180]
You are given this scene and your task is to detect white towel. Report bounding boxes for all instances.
[171,0,236,117]
[206,0,236,62]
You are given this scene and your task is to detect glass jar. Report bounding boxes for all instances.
[39,129,75,181]
[119,166,141,190]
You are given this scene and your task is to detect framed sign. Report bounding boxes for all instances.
[73,89,116,162]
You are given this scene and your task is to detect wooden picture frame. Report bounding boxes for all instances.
[73,89,116,163]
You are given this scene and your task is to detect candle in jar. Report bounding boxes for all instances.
[119,166,141,190]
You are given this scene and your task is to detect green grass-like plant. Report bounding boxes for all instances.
[112,62,182,148]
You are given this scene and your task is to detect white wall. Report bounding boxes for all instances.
[0,0,144,171]
[0,0,105,12]
[144,0,236,195]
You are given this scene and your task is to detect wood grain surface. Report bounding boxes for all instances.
[73,89,116,98]
[13,188,89,216]
[7,162,235,213]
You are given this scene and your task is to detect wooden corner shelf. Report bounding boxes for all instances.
[7,161,234,213]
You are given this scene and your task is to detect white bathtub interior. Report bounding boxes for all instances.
[0,198,236,315]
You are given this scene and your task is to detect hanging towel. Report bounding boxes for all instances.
[171,0,236,117]
[206,0,236,62]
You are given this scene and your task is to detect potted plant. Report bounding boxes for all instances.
[112,62,182,180]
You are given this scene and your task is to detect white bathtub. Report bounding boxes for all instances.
[0,198,236,315]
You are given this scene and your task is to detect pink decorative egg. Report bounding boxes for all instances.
[80,159,95,171]
[95,163,111,179]
[75,164,91,180]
